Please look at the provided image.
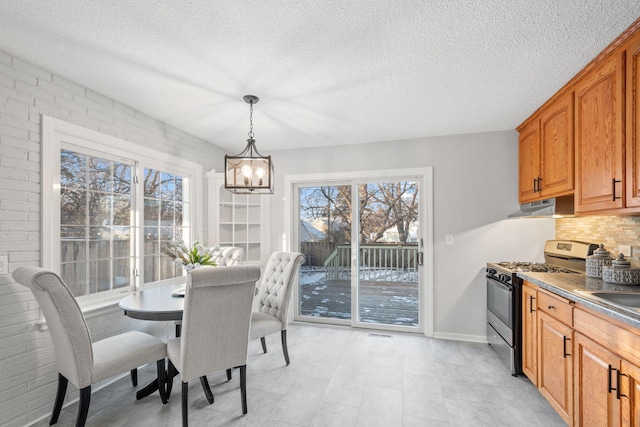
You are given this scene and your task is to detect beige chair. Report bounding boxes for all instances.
[165,265,260,427]
[12,266,167,427]
[212,246,244,266]
[250,252,305,365]
[129,246,245,387]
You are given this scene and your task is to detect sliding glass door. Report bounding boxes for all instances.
[295,177,423,331]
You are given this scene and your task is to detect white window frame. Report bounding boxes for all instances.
[42,115,203,308]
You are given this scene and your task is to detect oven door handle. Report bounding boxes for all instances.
[487,276,513,292]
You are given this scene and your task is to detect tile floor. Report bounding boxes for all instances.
[34,323,565,426]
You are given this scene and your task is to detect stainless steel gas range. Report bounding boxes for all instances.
[486,240,598,376]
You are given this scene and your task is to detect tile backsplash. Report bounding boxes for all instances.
[556,216,640,265]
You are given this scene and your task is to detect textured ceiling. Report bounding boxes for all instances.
[0,1,638,152]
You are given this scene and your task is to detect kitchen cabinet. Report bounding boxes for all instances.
[573,332,621,426]
[517,92,574,203]
[538,310,573,424]
[574,51,625,213]
[522,281,538,385]
[521,282,574,424]
[621,360,640,427]
[626,32,640,208]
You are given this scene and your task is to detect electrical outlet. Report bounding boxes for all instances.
[445,234,454,245]
[619,245,632,257]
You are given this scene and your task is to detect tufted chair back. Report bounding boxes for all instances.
[255,251,305,328]
[212,246,244,266]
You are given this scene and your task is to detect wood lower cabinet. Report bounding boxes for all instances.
[538,311,574,424]
[522,282,538,384]
[573,332,621,426]
[621,360,640,427]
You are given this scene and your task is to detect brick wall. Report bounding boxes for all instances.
[556,216,640,265]
[0,50,223,426]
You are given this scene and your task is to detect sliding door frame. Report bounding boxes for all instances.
[284,167,434,337]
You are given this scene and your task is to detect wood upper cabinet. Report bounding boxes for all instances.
[518,120,541,203]
[573,332,621,427]
[522,281,538,385]
[517,92,574,203]
[574,51,626,213]
[626,33,640,208]
[538,311,574,424]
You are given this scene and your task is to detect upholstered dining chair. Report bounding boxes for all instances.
[165,265,260,427]
[212,246,244,266]
[129,246,244,387]
[250,251,305,365]
[12,266,167,427]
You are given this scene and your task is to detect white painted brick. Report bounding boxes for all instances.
[12,58,52,82]
[52,74,85,96]
[73,92,109,112]
[86,89,114,107]
[0,110,38,133]
[0,122,29,139]
[0,50,10,65]
[87,107,115,124]
[37,77,74,100]
[0,199,39,212]
[8,249,40,261]
[34,97,75,119]
[15,79,54,104]
[54,95,88,115]
[0,73,13,89]
[0,63,37,86]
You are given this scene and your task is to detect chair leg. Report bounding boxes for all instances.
[76,386,91,427]
[226,369,232,381]
[130,368,137,386]
[281,330,290,365]
[50,373,68,425]
[157,359,168,404]
[260,337,267,354]
[240,365,247,415]
[182,381,189,427]
[199,376,214,404]
[167,360,177,400]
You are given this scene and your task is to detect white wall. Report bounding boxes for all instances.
[268,132,555,340]
[0,49,226,427]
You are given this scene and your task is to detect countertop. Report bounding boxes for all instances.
[517,272,640,329]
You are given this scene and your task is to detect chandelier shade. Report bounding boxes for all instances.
[224,95,274,194]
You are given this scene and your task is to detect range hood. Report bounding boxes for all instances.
[508,195,575,218]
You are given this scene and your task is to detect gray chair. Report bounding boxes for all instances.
[165,265,260,427]
[250,252,305,365]
[12,266,167,427]
[129,246,244,387]
[212,246,244,266]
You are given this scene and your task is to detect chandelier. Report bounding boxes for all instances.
[224,95,274,194]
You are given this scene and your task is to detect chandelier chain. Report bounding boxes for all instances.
[248,101,254,139]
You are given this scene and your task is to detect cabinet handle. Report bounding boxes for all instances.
[533,178,538,193]
[563,336,571,358]
[617,370,628,400]
[547,304,554,310]
[537,177,542,192]
[529,295,536,313]
[608,365,616,394]
[612,178,621,201]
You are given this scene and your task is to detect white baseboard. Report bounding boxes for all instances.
[433,331,488,343]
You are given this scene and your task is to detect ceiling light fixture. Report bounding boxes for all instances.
[224,95,274,194]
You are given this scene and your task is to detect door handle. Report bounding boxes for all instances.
[417,252,424,266]
[563,336,571,358]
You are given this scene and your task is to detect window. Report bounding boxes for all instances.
[43,116,203,305]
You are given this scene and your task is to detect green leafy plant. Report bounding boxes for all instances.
[162,240,220,271]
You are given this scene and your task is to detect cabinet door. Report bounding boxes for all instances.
[540,93,574,198]
[574,332,621,427]
[621,359,640,427]
[626,34,640,207]
[538,311,573,424]
[522,282,538,385]
[518,119,541,203]
[575,52,625,213]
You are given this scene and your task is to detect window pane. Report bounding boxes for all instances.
[160,200,174,226]
[59,149,135,298]
[144,199,160,225]
[144,255,159,283]
[160,172,174,200]
[61,189,86,225]
[144,168,160,198]
[175,176,183,201]
[60,150,86,189]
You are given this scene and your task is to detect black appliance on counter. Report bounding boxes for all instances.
[486,240,597,376]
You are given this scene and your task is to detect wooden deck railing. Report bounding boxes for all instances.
[323,244,419,281]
